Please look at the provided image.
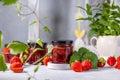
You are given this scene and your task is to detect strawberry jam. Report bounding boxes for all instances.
[52,40,73,64]
[28,42,48,64]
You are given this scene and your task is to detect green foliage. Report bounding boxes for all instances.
[29,21,37,26]
[0,0,18,5]
[0,54,7,71]
[36,38,43,47]
[77,2,120,36]
[8,41,29,55]
[0,31,3,48]
[69,51,81,64]
[43,26,51,34]
[34,63,41,73]
[27,77,31,80]
[70,47,98,69]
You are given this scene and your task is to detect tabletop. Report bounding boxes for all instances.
[0,65,120,80]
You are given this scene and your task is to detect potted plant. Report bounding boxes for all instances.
[77,1,120,58]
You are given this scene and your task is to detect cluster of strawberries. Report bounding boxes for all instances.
[43,56,120,72]
[10,56,23,73]
[98,56,120,69]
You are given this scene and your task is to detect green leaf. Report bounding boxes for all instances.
[8,41,29,55]
[29,21,37,26]
[69,51,81,65]
[36,38,43,47]
[43,26,51,34]
[86,4,92,15]
[16,3,22,14]
[77,6,86,11]
[0,54,7,71]
[0,31,3,48]
[34,63,41,73]
[2,0,18,5]
[27,77,31,80]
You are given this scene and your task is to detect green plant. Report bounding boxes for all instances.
[0,0,18,5]
[77,1,120,36]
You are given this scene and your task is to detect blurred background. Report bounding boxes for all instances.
[0,0,119,46]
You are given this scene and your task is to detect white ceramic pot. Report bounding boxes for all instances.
[90,36,120,58]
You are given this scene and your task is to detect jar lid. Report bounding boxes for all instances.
[28,42,47,48]
[52,40,73,45]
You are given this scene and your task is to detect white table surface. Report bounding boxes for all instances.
[0,65,120,80]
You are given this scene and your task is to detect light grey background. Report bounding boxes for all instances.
[0,0,117,46]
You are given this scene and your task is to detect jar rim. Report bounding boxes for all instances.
[28,42,47,48]
[52,40,73,45]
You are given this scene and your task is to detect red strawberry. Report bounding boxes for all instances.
[107,56,116,66]
[10,56,21,64]
[98,57,106,67]
[117,56,120,63]
[71,61,82,72]
[10,62,23,73]
[115,63,120,69]
[43,56,52,66]
[82,60,92,71]
[2,48,10,54]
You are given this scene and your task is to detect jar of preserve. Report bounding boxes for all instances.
[52,40,73,64]
[28,42,48,64]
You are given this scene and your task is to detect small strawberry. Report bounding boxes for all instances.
[10,62,23,73]
[98,57,106,67]
[71,61,82,72]
[117,56,120,63]
[82,60,92,71]
[107,56,116,66]
[2,48,10,54]
[10,56,21,64]
[43,56,52,66]
[115,63,120,69]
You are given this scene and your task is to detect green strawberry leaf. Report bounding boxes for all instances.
[8,41,29,55]
[69,51,81,65]
[0,54,7,71]
[2,0,18,5]
[43,26,51,34]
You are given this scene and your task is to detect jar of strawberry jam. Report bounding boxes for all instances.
[52,40,73,64]
[28,42,48,64]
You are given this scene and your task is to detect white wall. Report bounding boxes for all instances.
[0,3,28,46]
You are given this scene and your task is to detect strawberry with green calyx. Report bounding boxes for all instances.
[43,56,52,66]
[71,61,82,72]
[81,60,92,71]
[10,62,23,73]
[107,56,116,66]
[10,56,21,64]
[98,57,106,67]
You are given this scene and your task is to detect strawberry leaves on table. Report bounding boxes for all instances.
[70,47,98,69]
[8,41,29,55]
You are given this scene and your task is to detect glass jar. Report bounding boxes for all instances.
[28,42,48,64]
[52,40,73,64]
